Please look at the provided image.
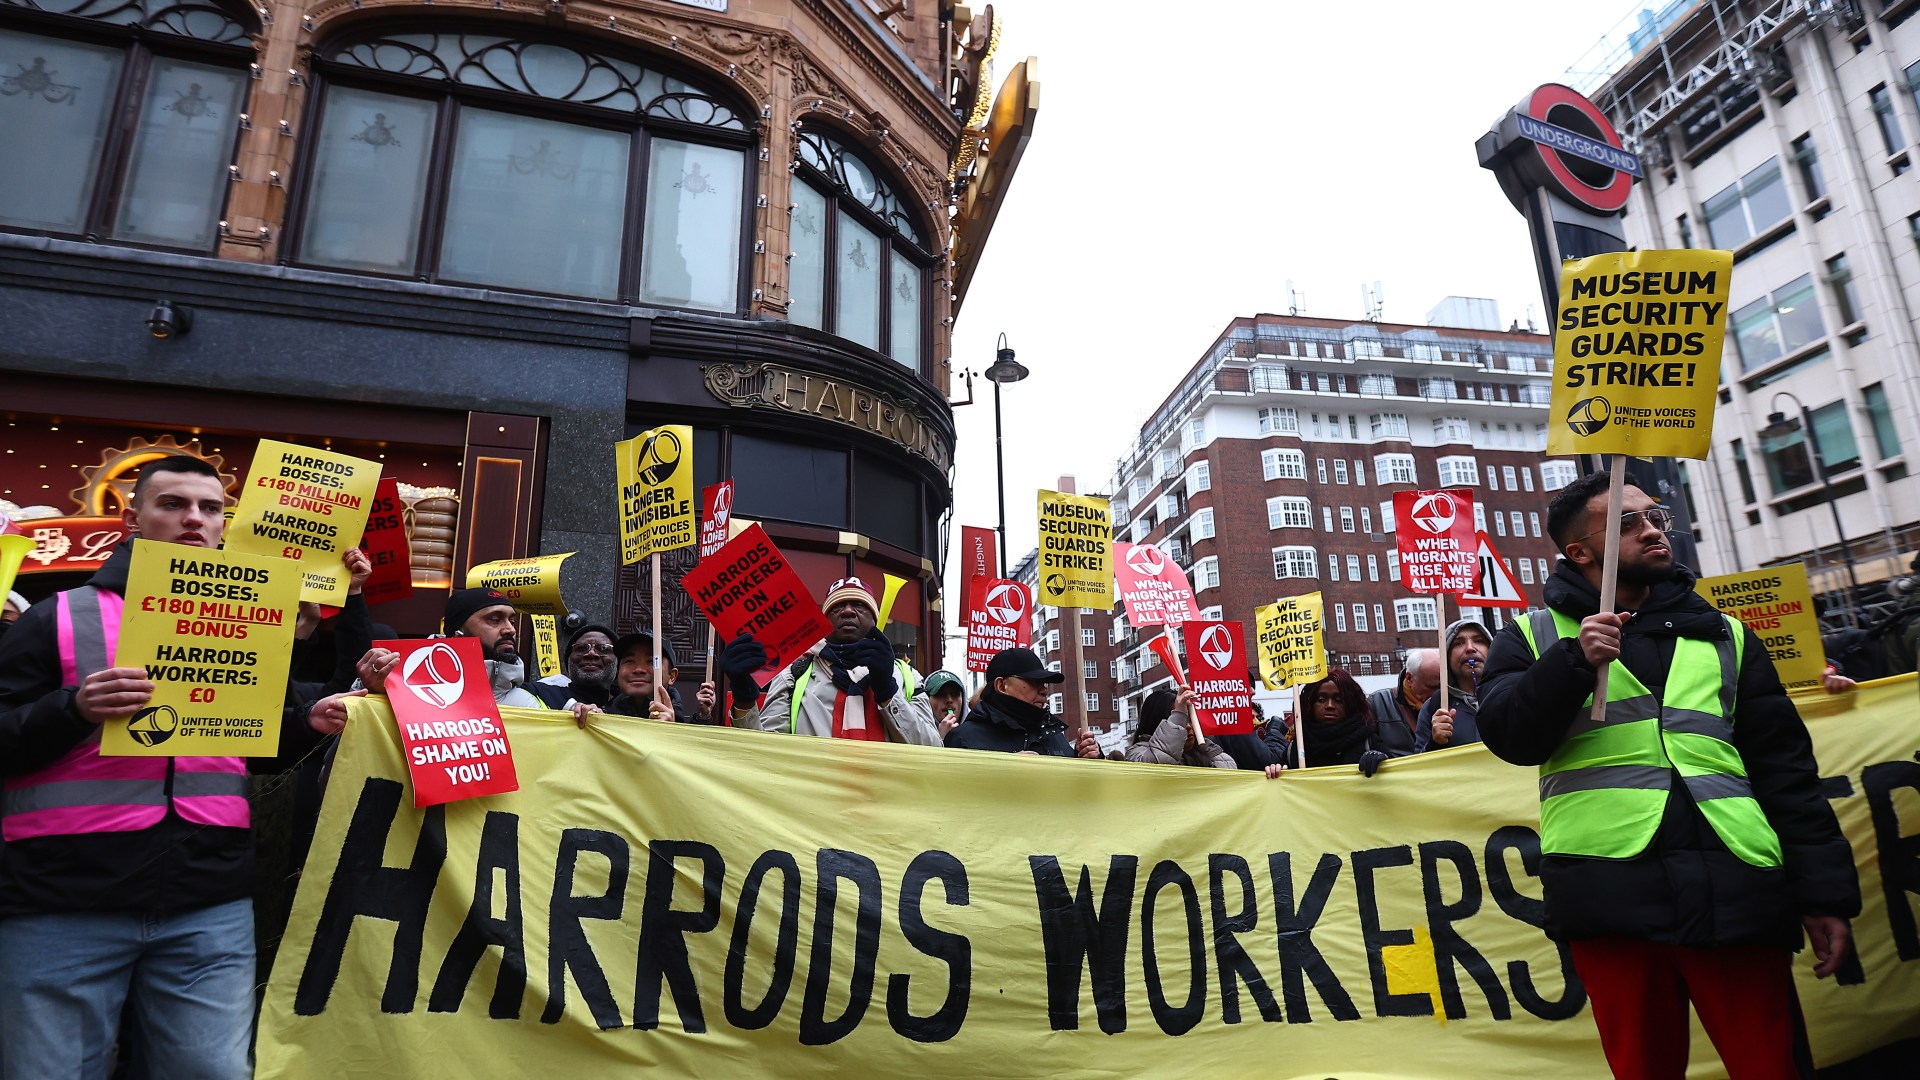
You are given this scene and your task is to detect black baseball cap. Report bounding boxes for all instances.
[985,647,1063,684]
[613,631,677,669]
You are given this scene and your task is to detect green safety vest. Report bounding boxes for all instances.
[1515,607,1783,869]
[791,660,915,734]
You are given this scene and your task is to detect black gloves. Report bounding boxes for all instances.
[842,633,898,700]
[718,633,767,700]
[1358,750,1388,778]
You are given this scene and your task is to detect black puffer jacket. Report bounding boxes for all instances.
[944,690,1075,756]
[1477,561,1860,948]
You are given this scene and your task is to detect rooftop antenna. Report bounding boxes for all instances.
[1362,279,1385,321]
[1524,303,1539,333]
[1286,279,1304,317]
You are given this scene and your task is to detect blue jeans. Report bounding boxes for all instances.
[0,899,254,1080]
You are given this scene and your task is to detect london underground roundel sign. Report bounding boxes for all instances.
[1512,83,1640,214]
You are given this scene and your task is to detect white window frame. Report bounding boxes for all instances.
[1264,448,1306,480]
[1268,496,1312,529]
[1394,597,1439,632]
[1273,546,1317,579]
[1437,455,1480,486]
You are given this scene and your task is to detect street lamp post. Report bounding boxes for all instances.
[1758,391,1861,626]
[984,332,1029,577]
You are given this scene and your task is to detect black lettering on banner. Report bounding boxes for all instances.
[428,811,526,1018]
[1418,840,1509,1020]
[886,850,973,1043]
[800,848,883,1046]
[1863,761,1920,962]
[1267,851,1359,1024]
[295,778,449,1016]
[1353,845,1432,1018]
[1208,854,1281,1025]
[1483,826,1587,1021]
[1141,859,1206,1036]
[1029,855,1137,1033]
[1817,775,1868,986]
[633,840,725,1033]
[541,829,630,1029]
[724,849,803,1030]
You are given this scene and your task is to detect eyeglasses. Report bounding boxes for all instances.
[569,642,615,657]
[1578,507,1674,544]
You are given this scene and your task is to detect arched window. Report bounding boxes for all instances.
[292,26,753,307]
[0,0,256,250]
[788,128,931,373]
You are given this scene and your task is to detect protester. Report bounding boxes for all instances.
[605,631,719,723]
[356,587,541,708]
[924,669,966,738]
[1366,648,1439,756]
[2,591,25,624]
[740,577,939,744]
[0,456,351,1079]
[945,646,1100,757]
[1415,620,1491,752]
[1124,687,1234,769]
[1477,470,1858,1079]
[1270,669,1386,775]
[530,623,617,710]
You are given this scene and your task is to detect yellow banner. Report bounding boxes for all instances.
[226,439,382,604]
[103,539,296,757]
[1255,591,1326,690]
[1548,249,1731,460]
[1696,564,1826,691]
[465,553,573,617]
[256,679,1920,1077]
[530,614,560,680]
[1036,489,1112,610]
[617,425,695,565]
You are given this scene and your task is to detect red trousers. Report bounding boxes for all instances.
[1569,938,1812,1080]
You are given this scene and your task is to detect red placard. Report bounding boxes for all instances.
[699,480,734,559]
[959,525,998,580]
[377,636,519,807]
[1393,489,1479,594]
[1113,541,1201,626]
[680,523,832,681]
[357,477,413,605]
[964,576,1031,672]
[1179,620,1256,735]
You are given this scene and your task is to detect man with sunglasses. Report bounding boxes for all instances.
[1478,470,1857,1079]
[531,623,619,710]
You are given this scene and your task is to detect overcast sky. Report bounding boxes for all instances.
[939,0,1643,641]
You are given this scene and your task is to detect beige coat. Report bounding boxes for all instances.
[1123,710,1235,768]
[739,653,941,746]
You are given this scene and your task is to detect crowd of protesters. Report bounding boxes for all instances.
[0,454,1891,1079]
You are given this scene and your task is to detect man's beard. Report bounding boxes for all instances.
[489,638,520,663]
[570,663,616,694]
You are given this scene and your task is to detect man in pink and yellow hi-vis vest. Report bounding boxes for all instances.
[0,455,362,1079]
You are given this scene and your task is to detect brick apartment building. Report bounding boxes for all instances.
[1026,302,1582,744]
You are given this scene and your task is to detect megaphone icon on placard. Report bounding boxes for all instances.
[401,641,467,709]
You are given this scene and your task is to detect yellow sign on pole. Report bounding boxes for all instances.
[1549,249,1732,459]
[1255,591,1327,690]
[616,425,695,565]
[1696,564,1826,691]
[1035,489,1112,610]
[225,439,381,604]
[103,539,298,757]
[529,614,561,681]
[465,553,573,617]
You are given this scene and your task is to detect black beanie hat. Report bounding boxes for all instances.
[444,588,513,634]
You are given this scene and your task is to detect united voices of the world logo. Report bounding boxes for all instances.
[127,704,179,746]
[1198,625,1234,670]
[1567,395,1612,436]
[637,429,683,485]
[402,642,467,709]
[983,583,1026,625]
[1125,546,1165,577]
[1409,492,1457,534]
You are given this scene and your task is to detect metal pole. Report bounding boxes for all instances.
[1802,403,1862,626]
[993,377,1008,578]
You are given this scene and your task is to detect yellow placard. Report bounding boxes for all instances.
[465,553,573,617]
[256,679,1920,1077]
[102,539,297,757]
[530,614,561,681]
[0,532,33,598]
[1696,564,1826,691]
[1036,489,1112,610]
[1255,590,1327,690]
[225,439,381,604]
[1548,249,1731,460]
[617,425,695,565]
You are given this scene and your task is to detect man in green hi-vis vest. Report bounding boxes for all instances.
[1479,469,1859,1080]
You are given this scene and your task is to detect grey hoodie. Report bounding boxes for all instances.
[1413,618,1491,751]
